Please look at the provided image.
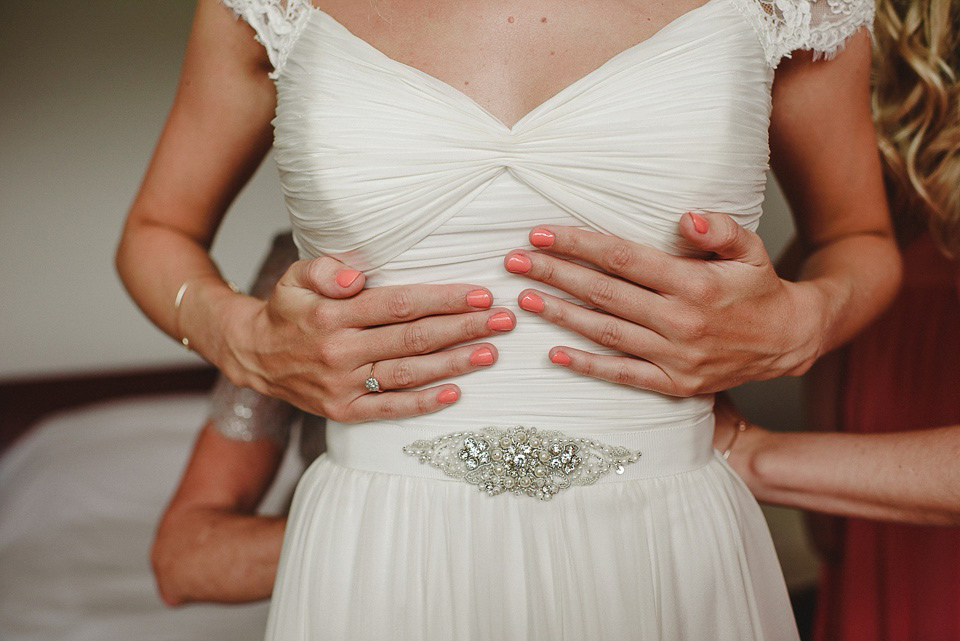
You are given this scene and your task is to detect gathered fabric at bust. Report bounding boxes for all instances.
[219,0,874,638]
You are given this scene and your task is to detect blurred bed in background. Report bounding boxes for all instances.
[0,368,306,641]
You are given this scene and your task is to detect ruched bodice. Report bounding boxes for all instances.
[215,0,875,638]
[274,0,773,430]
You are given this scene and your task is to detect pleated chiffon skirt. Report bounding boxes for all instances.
[265,418,799,641]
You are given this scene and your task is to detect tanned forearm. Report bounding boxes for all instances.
[152,421,287,605]
[792,233,901,363]
[737,425,960,526]
[771,33,902,369]
[153,508,286,605]
[115,0,275,371]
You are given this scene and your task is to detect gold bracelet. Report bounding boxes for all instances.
[722,420,748,460]
[174,279,241,351]
[174,281,192,350]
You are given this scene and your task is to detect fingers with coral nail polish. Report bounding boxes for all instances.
[349,383,463,419]
[505,253,532,274]
[530,228,555,248]
[521,288,669,366]
[488,311,516,331]
[437,388,460,404]
[470,346,496,366]
[517,227,690,294]
[359,307,513,362]
[544,347,670,392]
[336,269,363,288]
[687,212,709,234]
[357,341,497,392]
[506,251,670,332]
[467,289,493,309]
[518,291,545,313]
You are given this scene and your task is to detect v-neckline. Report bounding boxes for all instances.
[305,0,724,133]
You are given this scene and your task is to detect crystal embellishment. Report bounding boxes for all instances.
[404,426,641,500]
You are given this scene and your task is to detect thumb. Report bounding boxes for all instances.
[283,256,366,299]
[680,212,769,267]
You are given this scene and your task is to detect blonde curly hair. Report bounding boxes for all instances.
[873,0,960,256]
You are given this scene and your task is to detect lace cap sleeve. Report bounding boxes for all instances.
[734,0,875,67]
[220,0,313,78]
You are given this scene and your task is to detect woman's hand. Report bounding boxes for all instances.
[202,257,515,423]
[505,215,826,396]
[502,32,899,397]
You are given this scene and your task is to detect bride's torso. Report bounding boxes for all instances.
[269,0,779,432]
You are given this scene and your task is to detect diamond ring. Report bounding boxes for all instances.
[364,362,383,393]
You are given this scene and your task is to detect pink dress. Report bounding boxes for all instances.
[814,235,960,641]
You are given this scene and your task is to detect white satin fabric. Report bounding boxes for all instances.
[245,0,809,638]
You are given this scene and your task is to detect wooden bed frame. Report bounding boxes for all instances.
[0,365,217,454]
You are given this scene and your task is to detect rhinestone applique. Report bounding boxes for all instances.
[403,426,641,500]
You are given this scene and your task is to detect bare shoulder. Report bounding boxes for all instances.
[773,28,871,95]
[125,0,277,243]
[189,0,274,82]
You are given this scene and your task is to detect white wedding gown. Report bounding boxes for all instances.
[222,0,872,638]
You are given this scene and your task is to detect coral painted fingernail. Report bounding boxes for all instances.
[466,290,492,309]
[505,254,532,274]
[530,229,555,248]
[488,312,515,331]
[551,351,572,366]
[689,212,709,234]
[336,269,362,287]
[470,347,495,366]
[438,389,460,404]
[519,292,544,313]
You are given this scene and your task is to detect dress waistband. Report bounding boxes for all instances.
[326,414,716,485]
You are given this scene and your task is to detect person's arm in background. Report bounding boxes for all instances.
[152,233,301,606]
[713,395,960,526]
[152,420,289,605]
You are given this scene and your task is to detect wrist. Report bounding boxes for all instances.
[732,424,775,498]
[745,429,813,506]
[179,277,258,375]
[215,290,269,390]
[780,279,832,376]
[721,420,748,460]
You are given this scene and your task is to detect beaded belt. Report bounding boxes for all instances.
[326,414,716,500]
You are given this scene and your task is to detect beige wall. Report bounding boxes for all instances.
[1,1,286,379]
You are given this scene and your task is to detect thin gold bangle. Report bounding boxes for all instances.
[174,279,240,351]
[722,420,748,460]
[174,282,192,350]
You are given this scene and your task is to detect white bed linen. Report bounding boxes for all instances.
[0,394,301,641]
